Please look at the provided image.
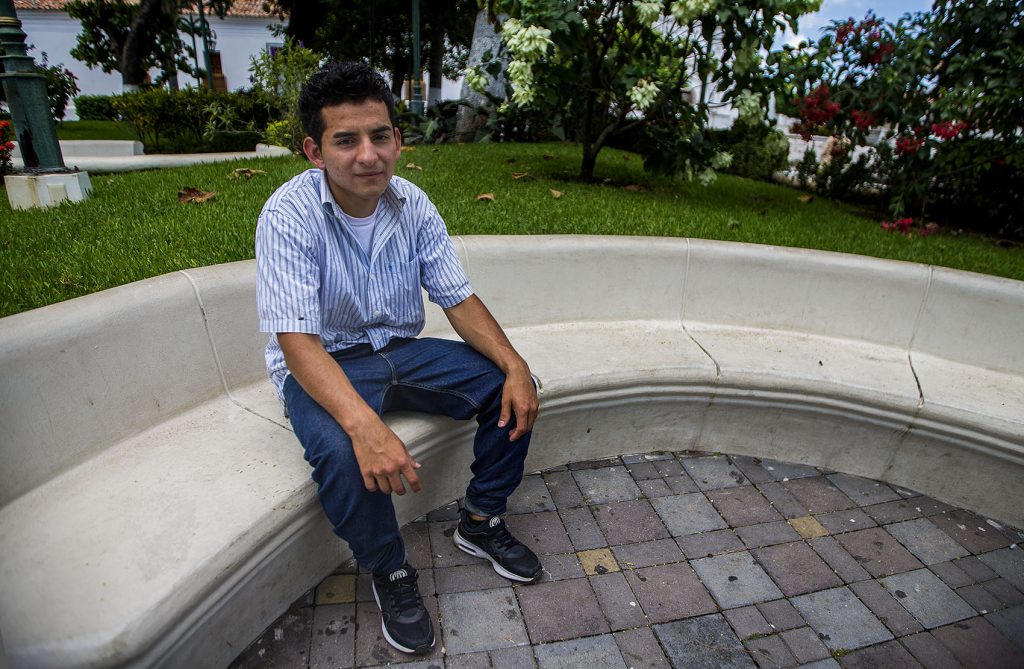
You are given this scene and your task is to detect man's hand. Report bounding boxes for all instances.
[500,367,538,441]
[350,416,422,495]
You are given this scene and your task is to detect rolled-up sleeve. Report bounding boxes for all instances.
[416,203,473,308]
[256,207,323,335]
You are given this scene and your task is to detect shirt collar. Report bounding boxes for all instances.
[318,170,406,218]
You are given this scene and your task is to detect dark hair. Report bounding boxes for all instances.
[298,61,398,146]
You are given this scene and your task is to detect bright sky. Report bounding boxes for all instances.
[782,0,934,47]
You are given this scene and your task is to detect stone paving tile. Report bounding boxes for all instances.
[613,627,672,668]
[309,603,356,669]
[651,492,729,537]
[813,508,877,535]
[655,458,686,478]
[826,473,902,507]
[707,486,783,527]
[985,605,1024,650]
[782,477,857,515]
[426,499,461,522]
[983,577,1024,608]
[744,634,798,669]
[490,645,537,669]
[558,506,608,550]
[838,640,923,668]
[730,455,776,485]
[886,518,971,565]
[835,527,924,578]
[504,511,573,555]
[355,597,443,665]
[626,460,660,480]
[957,583,1003,614]
[591,571,647,630]
[754,541,843,597]
[446,651,491,669]
[789,516,829,540]
[848,579,923,637]
[404,522,433,570]
[231,596,314,669]
[572,466,641,504]
[692,551,784,609]
[979,546,1024,591]
[592,499,672,546]
[428,521,477,568]
[809,536,872,584]
[930,560,975,589]
[516,578,608,644]
[759,458,820,481]
[611,538,684,569]
[724,605,774,640]
[507,474,556,515]
[542,470,585,509]
[931,616,1024,668]
[791,587,893,652]
[737,521,802,549]
[433,563,509,594]
[438,587,525,655]
[756,482,807,519]
[682,455,748,490]
[579,548,619,576]
[637,478,674,498]
[863,498,924,524]
[532,634,627,669]
[881,568,976,629]
[677,529,745,559]
[537,552,584,582]
[780,626,830,664]
[954,555,998,583]
[800,660,841,669]
[930,510,1013,555]
[624,562,718,624]
[899,632,962,669]
[756,599,805,632]
[569,457,622,470]
[654,613,756,669]
[315,573,356,605]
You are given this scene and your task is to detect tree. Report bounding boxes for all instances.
[65,0,233,91]
[469,0,821,180]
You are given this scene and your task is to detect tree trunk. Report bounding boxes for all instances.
[454,9,507,140]
[120,0,165,90]
[427,23,444,107]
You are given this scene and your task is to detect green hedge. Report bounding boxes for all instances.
[74,95,119,121]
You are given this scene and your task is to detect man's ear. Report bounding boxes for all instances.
[393,126,402,157]
[303,136,324,169]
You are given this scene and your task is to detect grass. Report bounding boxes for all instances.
[55,120,137,142]
[2,141,1022,318]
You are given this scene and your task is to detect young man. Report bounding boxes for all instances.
[255,61,541,655]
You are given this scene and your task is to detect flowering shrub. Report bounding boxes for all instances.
[1,119,15,176]
[881,217,939,237]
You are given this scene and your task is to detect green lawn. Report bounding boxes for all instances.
[56,120,137,142]
[2,141,1022,318]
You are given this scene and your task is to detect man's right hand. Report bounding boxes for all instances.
[350,416,422,495]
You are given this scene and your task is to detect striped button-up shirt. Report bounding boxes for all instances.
[256,169,473,399]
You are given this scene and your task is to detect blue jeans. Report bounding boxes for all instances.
[283,337,532,575]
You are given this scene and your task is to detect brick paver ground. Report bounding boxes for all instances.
[231,451,1024,668]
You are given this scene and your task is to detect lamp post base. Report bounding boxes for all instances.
[5,170,92,210]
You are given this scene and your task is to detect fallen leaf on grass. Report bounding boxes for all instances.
[797,195,814,203]
[542,154,555,160]
[400,146,416,152]
[178,187,216,203]
[550,189,563,198]
[505,158,517,164]
[228,167,266,180]
[511,172,531,180]
[405,162,423,170]
[624,184,649,193]
[475,193,495,202]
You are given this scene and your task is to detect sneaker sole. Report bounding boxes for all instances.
[453,528,541,583]
[371,581,435,655]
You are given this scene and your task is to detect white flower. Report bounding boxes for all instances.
[670,0,716,24]
[735,90,762,122]
[633,0,662,25]
[507,59,533,87]
[507,25,553,61]
[711,151,733,170]
[500,18,523,40]
[464,68,489,93]
[628,78,660,111]
[511,83,536,106]
[697,168,717,186]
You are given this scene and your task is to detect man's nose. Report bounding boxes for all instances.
[356,136,376,163]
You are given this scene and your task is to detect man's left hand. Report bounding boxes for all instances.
[500,368,538,441]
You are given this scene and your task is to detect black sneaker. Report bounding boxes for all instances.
[453,511,542,582]
[371,564,434,654]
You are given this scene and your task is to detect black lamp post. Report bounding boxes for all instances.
[410,0,423,116]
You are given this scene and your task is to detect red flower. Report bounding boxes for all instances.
[3,141,14,150]
[881,217,915,235]
[895,136,925,156]
[851,109,876,130]
[930,121,968,140]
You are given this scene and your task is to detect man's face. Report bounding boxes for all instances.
[302,99,401,217]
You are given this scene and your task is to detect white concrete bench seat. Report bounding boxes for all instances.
[1,236,1022,668]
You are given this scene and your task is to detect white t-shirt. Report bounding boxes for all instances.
[339,202,378,258]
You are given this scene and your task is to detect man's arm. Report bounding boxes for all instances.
[443,295,538,441]
[277,333,421,495]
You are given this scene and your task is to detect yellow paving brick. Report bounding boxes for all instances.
[314,573,356,605]
[578,548,620,575]
[789,516,829,540]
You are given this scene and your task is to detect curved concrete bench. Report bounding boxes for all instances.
[1,236,1022,668]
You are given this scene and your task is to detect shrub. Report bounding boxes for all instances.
[249,38,322,152]
[36,52,80,123]
[74,95,119,121]
[1,119,15,177]
[709,120,790,181]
